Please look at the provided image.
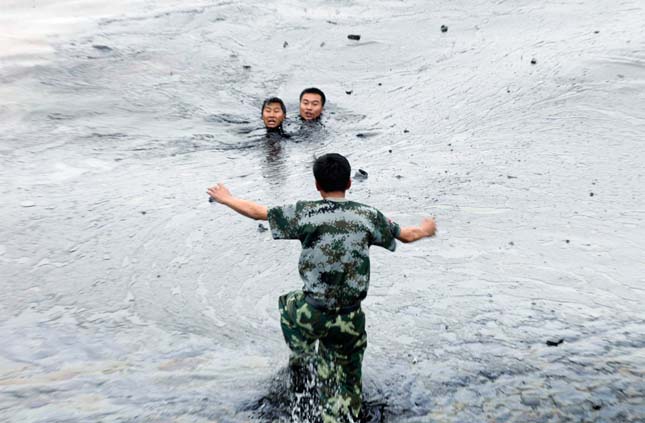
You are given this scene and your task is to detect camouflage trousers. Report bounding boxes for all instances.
[279,290,367,422]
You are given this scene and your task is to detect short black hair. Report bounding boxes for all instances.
[261,97,286,115]
[299,87,326,106]
[313,153,350,192]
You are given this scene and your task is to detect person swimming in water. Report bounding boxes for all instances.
[299,87,325,122]
[261,97,288,136]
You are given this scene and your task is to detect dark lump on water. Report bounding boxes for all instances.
[354,169,368,180]
[546,338,564,347]
[92,44,112,52]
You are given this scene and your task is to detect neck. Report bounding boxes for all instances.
[320,191,346,199]
[266,126,283,134]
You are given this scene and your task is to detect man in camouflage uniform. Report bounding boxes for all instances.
[207,153,436,422]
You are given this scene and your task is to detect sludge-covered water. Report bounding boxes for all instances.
[1,0,644,421]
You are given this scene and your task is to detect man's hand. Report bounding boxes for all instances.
[396,217,437,243]
[207,183,232,204]
[206,183,268,221]
[420,217,436,237]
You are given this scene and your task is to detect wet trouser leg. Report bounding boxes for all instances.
[278,290,367,422]
[318,312,367,422]
[278,291,318,386]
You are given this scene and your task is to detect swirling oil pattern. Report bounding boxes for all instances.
[1,1,644,422]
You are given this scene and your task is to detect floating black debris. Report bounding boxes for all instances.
[354,169,368,180]
[403,129,409,133]
[440,25,448,33]
[346,90,353,95]
[546,338,564,347]
[140,211,147,215]
[242,65,252,69]
[590,192,594,197]
[530,58,537,65]
[283,41,288,48]
[356,133,365,138]
[92,44,112,52]
[347,34,361,41]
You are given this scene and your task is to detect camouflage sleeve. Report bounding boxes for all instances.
[372,210,400,251]
[267,203,301,240]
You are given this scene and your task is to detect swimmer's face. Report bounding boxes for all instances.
[262,102,286,129]
[299,93,324,121]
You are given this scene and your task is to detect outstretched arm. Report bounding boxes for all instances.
[396,217,436,243]
[207,183,268,221]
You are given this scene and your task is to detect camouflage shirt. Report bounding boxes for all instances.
[267,198,400,308]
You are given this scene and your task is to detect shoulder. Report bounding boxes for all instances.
[343,200,381,216]
[270,200,317,210]
[286,200,324,219]
[294,200,320,210]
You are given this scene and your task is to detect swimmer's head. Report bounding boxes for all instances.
[313,153,351,193]
[261,97,286,130]
[299,87,326,121]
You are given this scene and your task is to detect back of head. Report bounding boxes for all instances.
[299,87,326,106]
[313,153,351,192]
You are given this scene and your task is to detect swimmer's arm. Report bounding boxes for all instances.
[207,183,268,221]
[396,218,436,243]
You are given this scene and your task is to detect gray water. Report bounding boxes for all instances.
[1,0,645,421]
